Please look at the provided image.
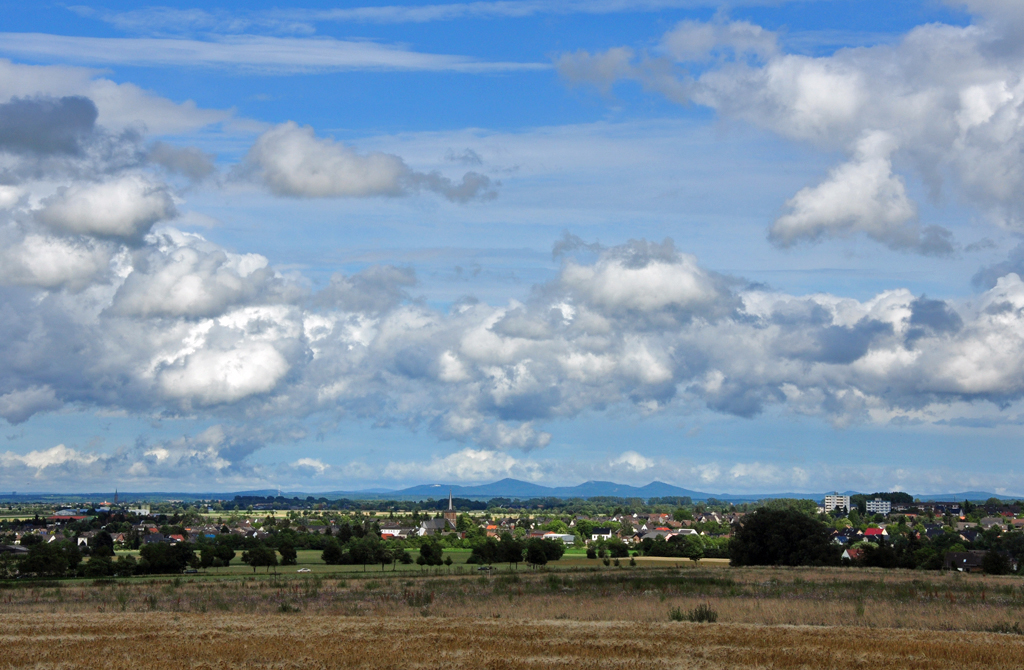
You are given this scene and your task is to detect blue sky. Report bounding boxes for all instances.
[0,0,1022,495]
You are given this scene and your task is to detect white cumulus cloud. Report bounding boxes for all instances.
[36,174,177,241]
[242,121,496,202]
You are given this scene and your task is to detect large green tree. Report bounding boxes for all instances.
[729,508,840,567]
[241,544,278,573]
[19,542,69,577]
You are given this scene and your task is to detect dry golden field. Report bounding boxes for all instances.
[2,613,1024,669]
[2,566,1023,668]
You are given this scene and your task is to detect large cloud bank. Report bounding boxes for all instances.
[557,3,1024,253]
[4,24,1024,491]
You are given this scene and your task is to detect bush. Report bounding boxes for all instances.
[586,548,597,559]
[988,621,1024,635]
[670,603,718,623]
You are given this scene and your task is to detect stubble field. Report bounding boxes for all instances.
[2,566,1024,668]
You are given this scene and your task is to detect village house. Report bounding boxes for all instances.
[944,551,987,572]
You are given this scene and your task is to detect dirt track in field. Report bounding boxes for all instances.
[2,613,1023,669]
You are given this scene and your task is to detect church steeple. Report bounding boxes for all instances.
[443,489,457,529]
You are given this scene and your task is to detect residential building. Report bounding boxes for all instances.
[824,492,851,512]
[944,551,986,572]
[842,548,863,561]
[865,498,891,515]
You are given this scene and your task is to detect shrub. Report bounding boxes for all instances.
[670,603,718,623]
[989,622,1024,635]
[405,590,434,607]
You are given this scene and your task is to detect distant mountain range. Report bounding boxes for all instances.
[1,480,1019,503]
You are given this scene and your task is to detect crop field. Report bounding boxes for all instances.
[2,566,1024,668]
[2,613,1024,670]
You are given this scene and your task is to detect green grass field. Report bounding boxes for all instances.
[105,547,723,580]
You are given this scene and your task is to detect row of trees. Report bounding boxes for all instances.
[729,507,1024,571]
[320,534,422,571]
[466,534,566,568]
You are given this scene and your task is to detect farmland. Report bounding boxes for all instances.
[2,613,1023,670]
[2,565,1024,668]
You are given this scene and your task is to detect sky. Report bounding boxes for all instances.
[0,0,1023,496]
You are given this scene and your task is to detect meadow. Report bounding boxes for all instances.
[2,564,1023,668]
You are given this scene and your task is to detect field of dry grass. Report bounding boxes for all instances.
[2,612,1023,669]
[2,566,1023,668]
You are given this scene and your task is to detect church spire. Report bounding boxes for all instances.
[443,489,458,530]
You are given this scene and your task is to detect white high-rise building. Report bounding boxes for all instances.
[824,492,851,512]
[865,498,891,515]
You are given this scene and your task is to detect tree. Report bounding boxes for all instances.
[0,553,18,580]
[606,540,629,559]
[525,540,548,567]
[278,542,298,566]
[321,540,343,565]
[349,537,374,571]
[115,554,137,577]
[682,535,704,563]
[376,544,394,572]
[139,542,195,574]
[730,508,840,567]
[19,542,69,577]
[467,537,499,565]
[418,540,445,567]
[215,544,236,567]
[497,534,524,569]
[241,544,278,573]
[541,520,568,534]
[89,531,115,556]
[982,549,1011,575]
[537,539,565,561]
[83,554,114,578]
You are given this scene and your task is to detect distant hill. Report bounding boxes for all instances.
[327,479,823,502]
[915,491,1012,502]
